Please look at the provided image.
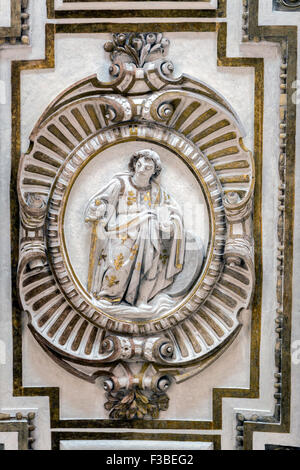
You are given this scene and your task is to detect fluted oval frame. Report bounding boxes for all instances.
[47,121,226,336]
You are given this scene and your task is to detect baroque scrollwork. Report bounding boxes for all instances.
[17,33,255,419]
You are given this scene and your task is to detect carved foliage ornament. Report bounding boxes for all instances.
[17,33,255,419]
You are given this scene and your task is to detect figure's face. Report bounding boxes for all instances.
[135,156,155,180]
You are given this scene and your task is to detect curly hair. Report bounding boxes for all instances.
[128,149,162,181]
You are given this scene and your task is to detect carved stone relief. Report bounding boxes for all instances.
[17,33,255,418]
[0,0,30,47]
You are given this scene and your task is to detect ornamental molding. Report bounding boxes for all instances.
[17,33,255,419]
[0,0,30,47]
[273,0,300,11]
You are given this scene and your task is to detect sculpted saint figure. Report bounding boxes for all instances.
[84,149,185,308]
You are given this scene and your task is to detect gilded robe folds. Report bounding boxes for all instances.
[85,174,185,306]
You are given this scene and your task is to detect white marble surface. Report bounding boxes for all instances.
[0,0,299,450]
[252,0,300,451]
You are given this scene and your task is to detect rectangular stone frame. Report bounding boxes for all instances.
[0,0,21,39]
[0,0,30,46]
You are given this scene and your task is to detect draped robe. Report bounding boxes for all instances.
[85,174,185,306]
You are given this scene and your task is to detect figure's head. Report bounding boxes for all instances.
[128,149,162,182]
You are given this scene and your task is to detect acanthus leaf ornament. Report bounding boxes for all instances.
[17,33,255,420]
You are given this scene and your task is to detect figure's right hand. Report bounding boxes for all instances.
[85,199,106,222]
